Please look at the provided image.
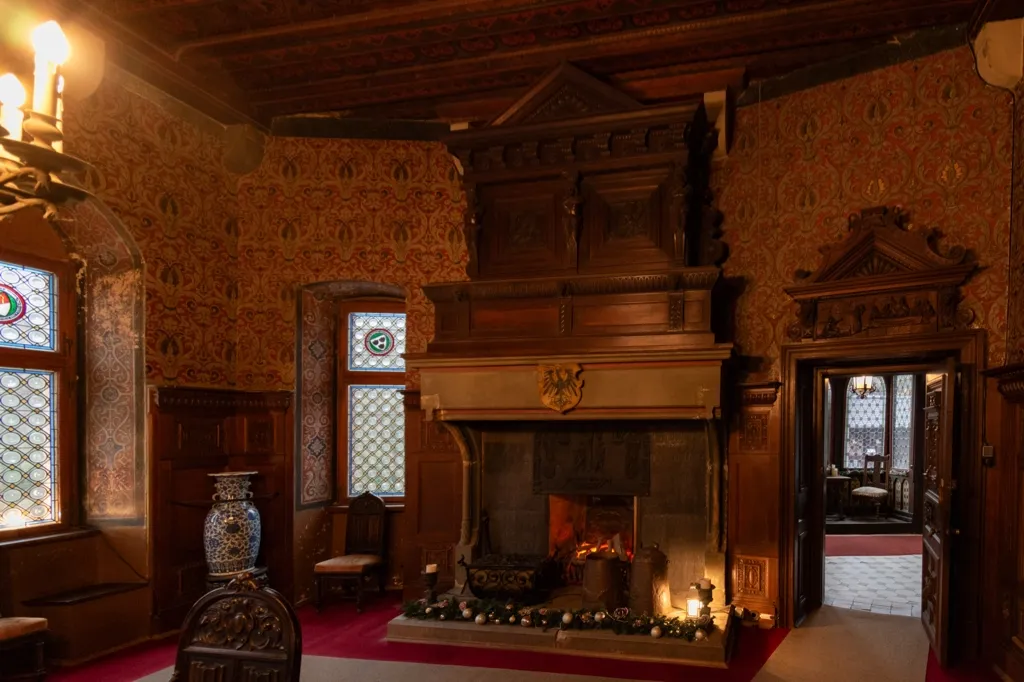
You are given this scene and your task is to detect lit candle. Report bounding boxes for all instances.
[425,564,438,574]
[0,74,26,142]
[30,21,70,118]
[53,75,64,153]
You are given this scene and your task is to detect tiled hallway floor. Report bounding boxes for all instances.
[825,554,922,616]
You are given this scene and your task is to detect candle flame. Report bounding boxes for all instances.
[32,21,70,66]
[0,74,26,108]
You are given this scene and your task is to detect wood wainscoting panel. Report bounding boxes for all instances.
[478,179,573,279]
[728,381,781,616]
[150,387,294,633]
[403,391,464,600]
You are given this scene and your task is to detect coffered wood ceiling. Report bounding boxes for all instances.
[51,0,1002,128]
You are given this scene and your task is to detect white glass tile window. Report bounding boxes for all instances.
[0,368,57,529]
[844,376,886,469]
[891,374,914,471]
[347,385,405,497]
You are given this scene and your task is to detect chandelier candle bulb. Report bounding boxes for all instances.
[0,74,26,143]
[53,75,64,153]
[30,21,70,118]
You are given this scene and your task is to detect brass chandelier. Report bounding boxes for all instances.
[0,20,92,222]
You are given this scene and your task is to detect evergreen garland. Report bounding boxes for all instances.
[402,598,715,641]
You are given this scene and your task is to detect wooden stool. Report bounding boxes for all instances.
[0,617,48,682]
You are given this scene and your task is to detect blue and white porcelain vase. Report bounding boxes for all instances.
[204,471,262,576]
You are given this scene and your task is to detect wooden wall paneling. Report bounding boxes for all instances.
[478,178,572,279]
[579,166,679,273]
[983,364,1024,679]
[402,391,464,600]
[728,381,781,618]
[150,388,293,633]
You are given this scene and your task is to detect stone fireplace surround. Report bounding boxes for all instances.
[408,348,731,607]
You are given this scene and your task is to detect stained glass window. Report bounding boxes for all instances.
[891,374,914,471]
[0,368,57,529]
[844,376,886,469]
[348,312,406,372]
[347,385,405,497]
[0,261,56,352]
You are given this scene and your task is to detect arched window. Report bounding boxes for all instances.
[0,249,76,534]
[339,300,406,500]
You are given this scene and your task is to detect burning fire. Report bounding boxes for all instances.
[573,534,633,561]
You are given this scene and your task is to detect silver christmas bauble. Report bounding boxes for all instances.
[650,626,663,638]
[462,608,473,619]
[594,612,606,623]
[439,614,446,620]
[475,614,487,625]
[508,616,516,624]
[694,629,707,641]
[521,617,531,627]
[562,612,574,625]
[425,607,433,614]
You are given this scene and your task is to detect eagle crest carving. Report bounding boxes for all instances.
[537,364,584,413]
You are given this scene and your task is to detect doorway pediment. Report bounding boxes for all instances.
[784,206,976,342]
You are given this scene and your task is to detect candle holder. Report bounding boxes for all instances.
[422,570,438,603]
[22,110,62,152]
[695,582,715,618]
[0,134,92,221]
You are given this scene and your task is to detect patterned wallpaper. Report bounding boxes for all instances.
[1008,78,1024,362]
[234,137,467,391]
[714,46,1013,375]
[64,75,240,388]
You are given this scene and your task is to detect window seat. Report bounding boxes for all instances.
[22,582,147,607]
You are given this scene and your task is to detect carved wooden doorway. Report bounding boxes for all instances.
[778,207,984,666]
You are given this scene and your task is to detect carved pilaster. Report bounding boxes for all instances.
[462,182,481,278]
[670,163,690,262]
[562,171,581,268]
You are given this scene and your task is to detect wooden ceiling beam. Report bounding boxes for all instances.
[171,0,572,59]
[50,0,263,127]
[245,0,971,107]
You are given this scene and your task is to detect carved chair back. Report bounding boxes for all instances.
[346,491,387,556]
[170,573,301,682]
[862,454,888,489]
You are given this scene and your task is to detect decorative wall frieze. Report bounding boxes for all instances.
[738,381,782,406]
[155,387,292,411]
[424,267,721,303]
[986,363,1024,403]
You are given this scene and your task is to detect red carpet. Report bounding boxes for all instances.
[48,594,997,682]
[50,596,787,682]
[826,534,922,556]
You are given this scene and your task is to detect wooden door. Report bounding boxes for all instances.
[793,364,826,625]
[921,360,957,666]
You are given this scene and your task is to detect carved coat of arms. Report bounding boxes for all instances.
[537,364,584,413]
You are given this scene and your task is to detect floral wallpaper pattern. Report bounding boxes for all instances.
[714,47,1013,375]
[234,137,467,391]
[297,290,336,506]
[65,76,240,388]
[1007,78,1024,362]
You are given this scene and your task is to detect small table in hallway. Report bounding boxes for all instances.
[826,476,852,520]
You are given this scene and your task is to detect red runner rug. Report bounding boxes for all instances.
[826,534,922,556]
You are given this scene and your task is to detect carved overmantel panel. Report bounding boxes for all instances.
[447,63,724,280]
[784,206,976,343]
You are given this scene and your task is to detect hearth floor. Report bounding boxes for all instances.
[387,596,735,668]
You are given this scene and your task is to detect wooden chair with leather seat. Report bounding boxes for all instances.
[170,572,301,682]
[0,613,49,682]
[313,491,387,612]
[851,454,890,518]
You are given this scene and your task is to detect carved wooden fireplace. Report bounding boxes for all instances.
[403,63,732,608]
